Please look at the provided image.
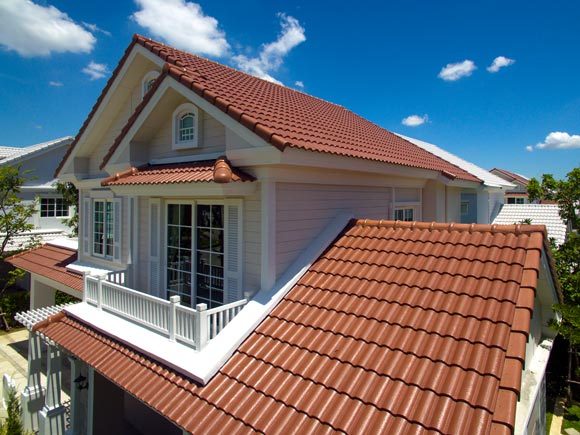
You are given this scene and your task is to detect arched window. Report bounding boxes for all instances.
[141,70,159,98]
[172,103,200,149]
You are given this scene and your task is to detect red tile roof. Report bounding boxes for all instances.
[6,244,82,291]
[36,220,554,434]
[490,168,530,186]
[57,34,481,183]
[101,159,255,187]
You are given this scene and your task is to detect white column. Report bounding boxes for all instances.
[21,331,46,432]
[260,180,277,291]
[39,343,66,435]
[476,187,491,224]
[67,357,88,435]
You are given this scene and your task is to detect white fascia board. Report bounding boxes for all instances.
[64,212,352,385]
[514,338,553,433]
[61,45,164,176]
[107,182,257,197]
[47,238,78,250]
[395,133,516,189]
[66,261,124,276]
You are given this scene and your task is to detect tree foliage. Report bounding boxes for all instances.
[0,166,36,257]
[528,168,580,345]
[0,385,26,435]
[55,181,79,236]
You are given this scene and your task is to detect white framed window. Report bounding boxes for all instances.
[165,202,226,309]
[172,103,200,149]
[93,200,114,258]
[141,70,159,98]
[394,207,415,222]
[40,197,69,218]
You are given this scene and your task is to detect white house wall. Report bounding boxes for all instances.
[275,183,393,279]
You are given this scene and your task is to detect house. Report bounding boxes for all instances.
[490,168,531,204]
[6,35,560,435]
[494,203,569,246]
[0,137,75,252]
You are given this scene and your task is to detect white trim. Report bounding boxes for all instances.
[107,183,257,197]
[47,238,78,250]
[172,102,200,150]
[64,212,352,384]
[150,152,225,166]
[260,180,276,291]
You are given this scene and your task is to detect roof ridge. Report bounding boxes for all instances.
[353,219,548,236]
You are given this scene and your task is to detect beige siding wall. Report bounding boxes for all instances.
[146,110,226,161]
[275,183,392,278]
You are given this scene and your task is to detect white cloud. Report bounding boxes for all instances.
[0,0,95,57]
[402,114,429,127]
[530,131,580,151]
[487,56,515,73]
[82,22,111,37]
[232,13,306,85]
[132,0,229,57]
[438,60,476,81]
[49,81,63,87]
[526,145,534,152]
[294,80,304,89]
[82,61,110,80]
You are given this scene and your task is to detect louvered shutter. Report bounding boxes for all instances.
[82,197,91,256]
[224,200,243,303]
[149,199,161,296]
[112,198,122,262]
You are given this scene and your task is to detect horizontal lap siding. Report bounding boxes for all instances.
[276,183,392,278]
[244,191,261,299]
[148,111,226,160]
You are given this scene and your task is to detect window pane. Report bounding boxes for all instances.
[197,228,210,251]
[180,114,194,128]
[211,229,223,252]
[167,226,180,248]
[168,204,180,225]
[197,275,210,298]
[211,205,223,228]
[180,205,192,226]
[180,227,192,249]
[197,205,210,227]
[197,252,211,275]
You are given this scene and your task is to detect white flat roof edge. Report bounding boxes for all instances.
[63,212,353,385]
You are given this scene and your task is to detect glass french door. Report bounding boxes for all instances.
[166,203,224,308]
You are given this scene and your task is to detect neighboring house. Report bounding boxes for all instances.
[493,203,569,246]
[0,137,75,251]
[490,168,531,204]
[6,35,560,435]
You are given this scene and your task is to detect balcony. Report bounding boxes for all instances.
[83,274,247,350]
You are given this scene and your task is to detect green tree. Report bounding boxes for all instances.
[529,168,580,398]
[0,385,26,435]
[55,181,79,236]
[0,166,36,257]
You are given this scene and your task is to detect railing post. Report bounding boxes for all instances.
[168,295,180,342]
[194,303,208,350]
[96,276,103,310]
[83,273,88,303]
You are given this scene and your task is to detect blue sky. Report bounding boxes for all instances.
[0,0,579,179]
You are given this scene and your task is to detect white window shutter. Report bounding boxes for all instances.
[112,198,122,262]
[224,200,243,303]
[82,197,91,256]
[149,198,161,296]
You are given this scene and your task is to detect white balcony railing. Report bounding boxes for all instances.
[84,274,247,350]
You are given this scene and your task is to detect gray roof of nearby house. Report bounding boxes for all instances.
[493,204,568,246]
[394,134,516,189]
[0,136,73,166]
